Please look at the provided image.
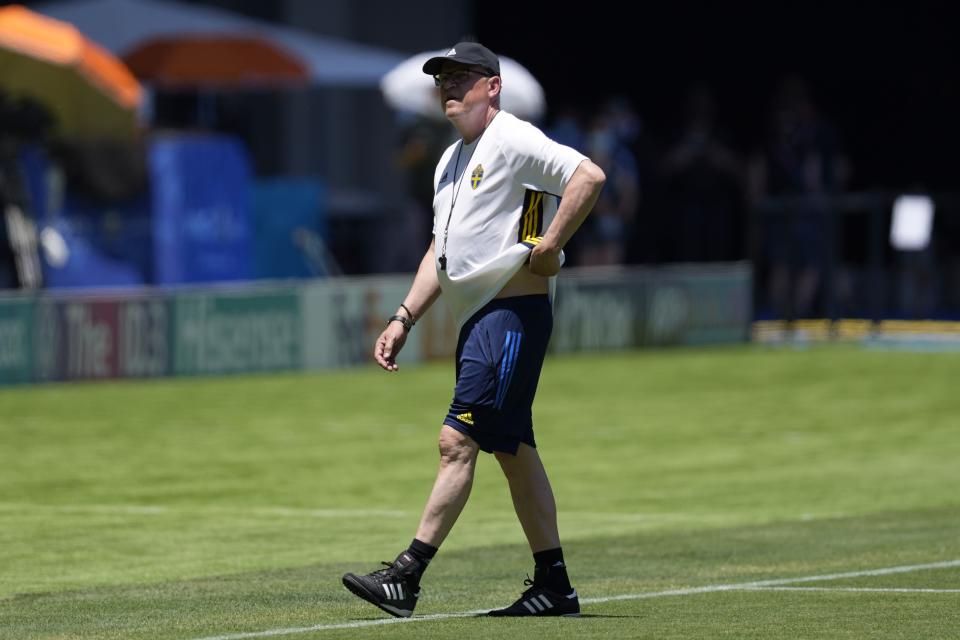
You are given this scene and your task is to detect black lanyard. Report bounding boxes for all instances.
[438,141,465,271]
[438,113,498,271]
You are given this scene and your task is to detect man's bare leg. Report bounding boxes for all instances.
[488,442,577,616]
[414,425,480,547]
[494,443,560,552]
[341,425,478,617]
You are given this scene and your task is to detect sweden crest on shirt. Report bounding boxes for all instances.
[470,164,484,189]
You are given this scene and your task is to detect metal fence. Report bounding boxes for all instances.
[749,191,960,321]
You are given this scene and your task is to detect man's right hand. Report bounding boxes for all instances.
[528,242,562,276]
[374,322,408,372]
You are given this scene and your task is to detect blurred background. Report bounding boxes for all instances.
[1,0,958,383]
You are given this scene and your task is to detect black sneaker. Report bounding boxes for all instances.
[341,552,422,618]
[488,579,580,617]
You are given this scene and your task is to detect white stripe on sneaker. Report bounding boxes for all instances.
[530,598,544,612]
[397,583,404,599]
[538,594,553,608]
[522,600,537,614]
[382,584,391,599]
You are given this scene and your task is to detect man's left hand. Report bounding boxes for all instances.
[528,243,562,276]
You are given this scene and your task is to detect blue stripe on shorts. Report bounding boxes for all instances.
[495,331,522,410]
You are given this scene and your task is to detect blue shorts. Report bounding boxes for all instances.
[444,295,553,455]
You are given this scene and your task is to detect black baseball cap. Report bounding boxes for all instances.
[422,42,500,77]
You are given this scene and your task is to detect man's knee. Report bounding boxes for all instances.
[437,426,477,466]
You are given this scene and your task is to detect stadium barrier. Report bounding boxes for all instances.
[0,262,752,385]
[753,318,960,351]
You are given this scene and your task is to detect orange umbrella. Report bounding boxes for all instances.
[0,4,142,141]
[124,35,309,88]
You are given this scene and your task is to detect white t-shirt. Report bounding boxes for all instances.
[432,111,587,328]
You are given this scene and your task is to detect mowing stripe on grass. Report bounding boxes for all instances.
[191,559,960,640]
[0,503,738,522]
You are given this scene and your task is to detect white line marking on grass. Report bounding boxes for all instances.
[193,610,490,640]
[189,559,960,640]
[579,559,960,605]
[0,503,169,515]
[748,587,960,594]
[0,503,408,519]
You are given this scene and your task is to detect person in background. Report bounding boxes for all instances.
[748,75,849,319]
[660,84,743,263]
[384,113,453,272]
[0,92,51,290]
[573,116,639,266]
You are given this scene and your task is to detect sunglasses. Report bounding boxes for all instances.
[433,69,492,87]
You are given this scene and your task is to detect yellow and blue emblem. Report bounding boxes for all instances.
[470,164,484,189]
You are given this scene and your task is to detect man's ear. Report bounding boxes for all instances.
[487,75,502,98]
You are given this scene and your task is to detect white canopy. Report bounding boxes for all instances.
[35,0,405,88]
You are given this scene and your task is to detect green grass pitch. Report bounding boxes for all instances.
[1,345,958,639]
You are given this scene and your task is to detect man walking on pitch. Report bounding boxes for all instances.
[342,41,605,618]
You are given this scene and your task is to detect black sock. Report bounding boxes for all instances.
[533,547,573,594]
[401,538,437,584]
